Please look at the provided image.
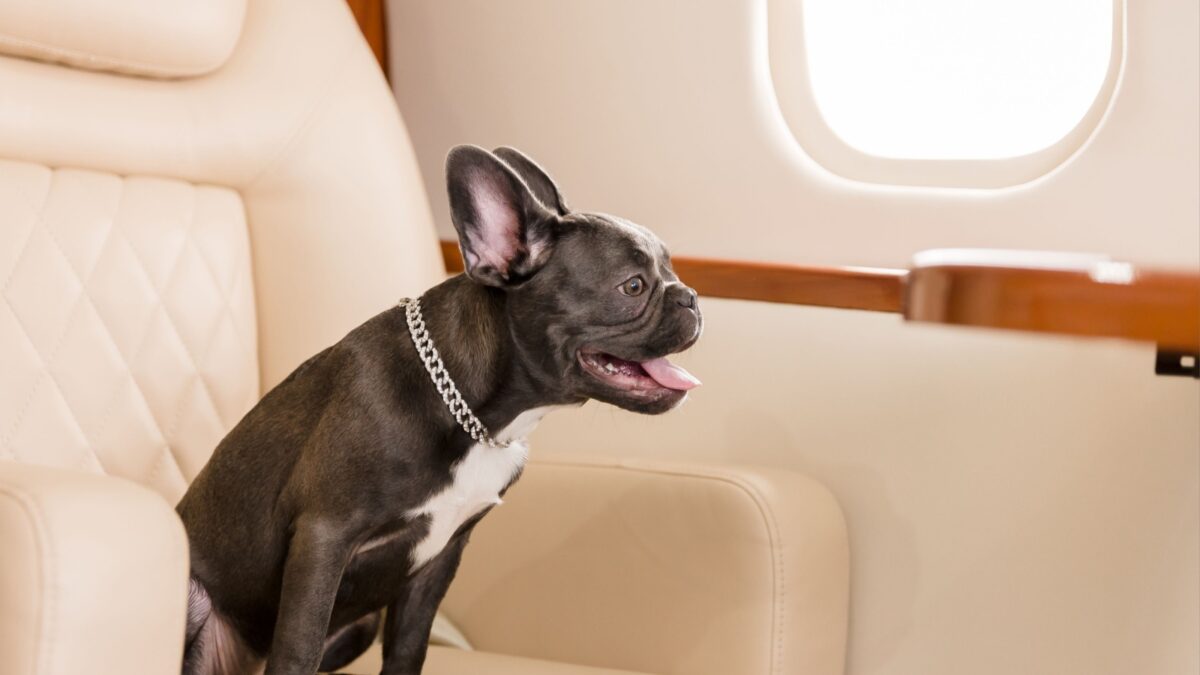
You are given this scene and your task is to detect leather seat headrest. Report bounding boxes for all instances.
[0,0,247,78]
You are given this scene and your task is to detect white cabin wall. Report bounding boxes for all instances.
[387,1,1199,673]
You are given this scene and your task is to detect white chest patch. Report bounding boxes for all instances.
[406,406,561,571]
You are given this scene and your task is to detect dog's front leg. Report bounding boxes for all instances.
[380,536,468,675]
[265,517,354,675]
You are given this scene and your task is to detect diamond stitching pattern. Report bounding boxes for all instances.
[0,160,258,503]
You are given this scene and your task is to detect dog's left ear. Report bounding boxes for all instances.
[493,147,569,216]
[446,145,558,287]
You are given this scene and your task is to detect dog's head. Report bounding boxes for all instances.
[446,145,702,414]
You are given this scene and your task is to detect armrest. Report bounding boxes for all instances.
[441,456,849,675]
[0,462,190,675]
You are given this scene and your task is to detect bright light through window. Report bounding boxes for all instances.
[801,0,1113,160]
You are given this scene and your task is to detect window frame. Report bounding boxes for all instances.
[765,0,1126,189]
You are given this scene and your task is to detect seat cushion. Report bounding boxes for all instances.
[441,457,850,675]
[341,645,654,675]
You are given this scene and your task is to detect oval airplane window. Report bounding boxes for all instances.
[766,0,1123,187]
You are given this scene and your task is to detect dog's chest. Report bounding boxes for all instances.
[405,407,555,571]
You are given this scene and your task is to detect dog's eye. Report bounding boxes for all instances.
[619,276,646,297]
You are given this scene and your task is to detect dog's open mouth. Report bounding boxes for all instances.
[578,349,700,394]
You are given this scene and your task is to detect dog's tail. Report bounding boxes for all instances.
[185,577,212,649]
[182,577,262,675]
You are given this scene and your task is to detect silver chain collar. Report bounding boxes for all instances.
[399,297,513,449]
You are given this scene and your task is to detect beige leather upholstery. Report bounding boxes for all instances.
[0,1,848,673]
[349,646,653,675]
[0,0,247,78]
[0,0,440,672]
[0,462,189,675]
[441,457,850,675]
[0,0,445,393]
[0,0,443,481]
[424,647,652,675]
[0,162,258,503]
[337,457,849,675]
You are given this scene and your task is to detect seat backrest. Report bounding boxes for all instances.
[0,0,444,503]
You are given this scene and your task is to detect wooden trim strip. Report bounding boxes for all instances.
[665,258,906,312]
[440,240,1200,349]
[346,0,389,76]
[905,263,1200,351]
[439,240,906,312]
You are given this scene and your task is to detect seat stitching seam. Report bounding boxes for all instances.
[0,170,56,456]
[0,30,227,78]
[103,183,192,484]
[0,485,53,674]
[2,294,104,474]
[115,182,215,478]
[183,185,246,430]
[35,174,132,476]
[170,187,236,435]
[103,182,193,474]
[0,168,51,293]
[239,28,357,189]
[146,446,171,495]
[0,172,104,472]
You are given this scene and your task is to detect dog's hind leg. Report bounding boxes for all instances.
[319,611,383,673]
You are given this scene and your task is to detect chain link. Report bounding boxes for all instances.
[399,298,512,448]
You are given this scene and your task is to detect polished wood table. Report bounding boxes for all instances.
[440,241,1200,377]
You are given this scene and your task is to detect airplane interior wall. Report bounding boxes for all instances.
[387,1,1199,672]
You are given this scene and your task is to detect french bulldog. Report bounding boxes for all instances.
[177,145,702,675]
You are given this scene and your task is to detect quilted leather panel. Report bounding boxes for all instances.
[0,160,257,503]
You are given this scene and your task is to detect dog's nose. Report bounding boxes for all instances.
[675,286,698,309]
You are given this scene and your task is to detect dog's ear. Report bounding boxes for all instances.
[446,145,558,287]
[492,147,569,216]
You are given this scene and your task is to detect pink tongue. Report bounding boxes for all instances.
[639,357,701,391]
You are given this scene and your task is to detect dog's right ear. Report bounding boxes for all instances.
[446,145,558,287]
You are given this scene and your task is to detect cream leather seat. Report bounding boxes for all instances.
[0,1,849,673]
